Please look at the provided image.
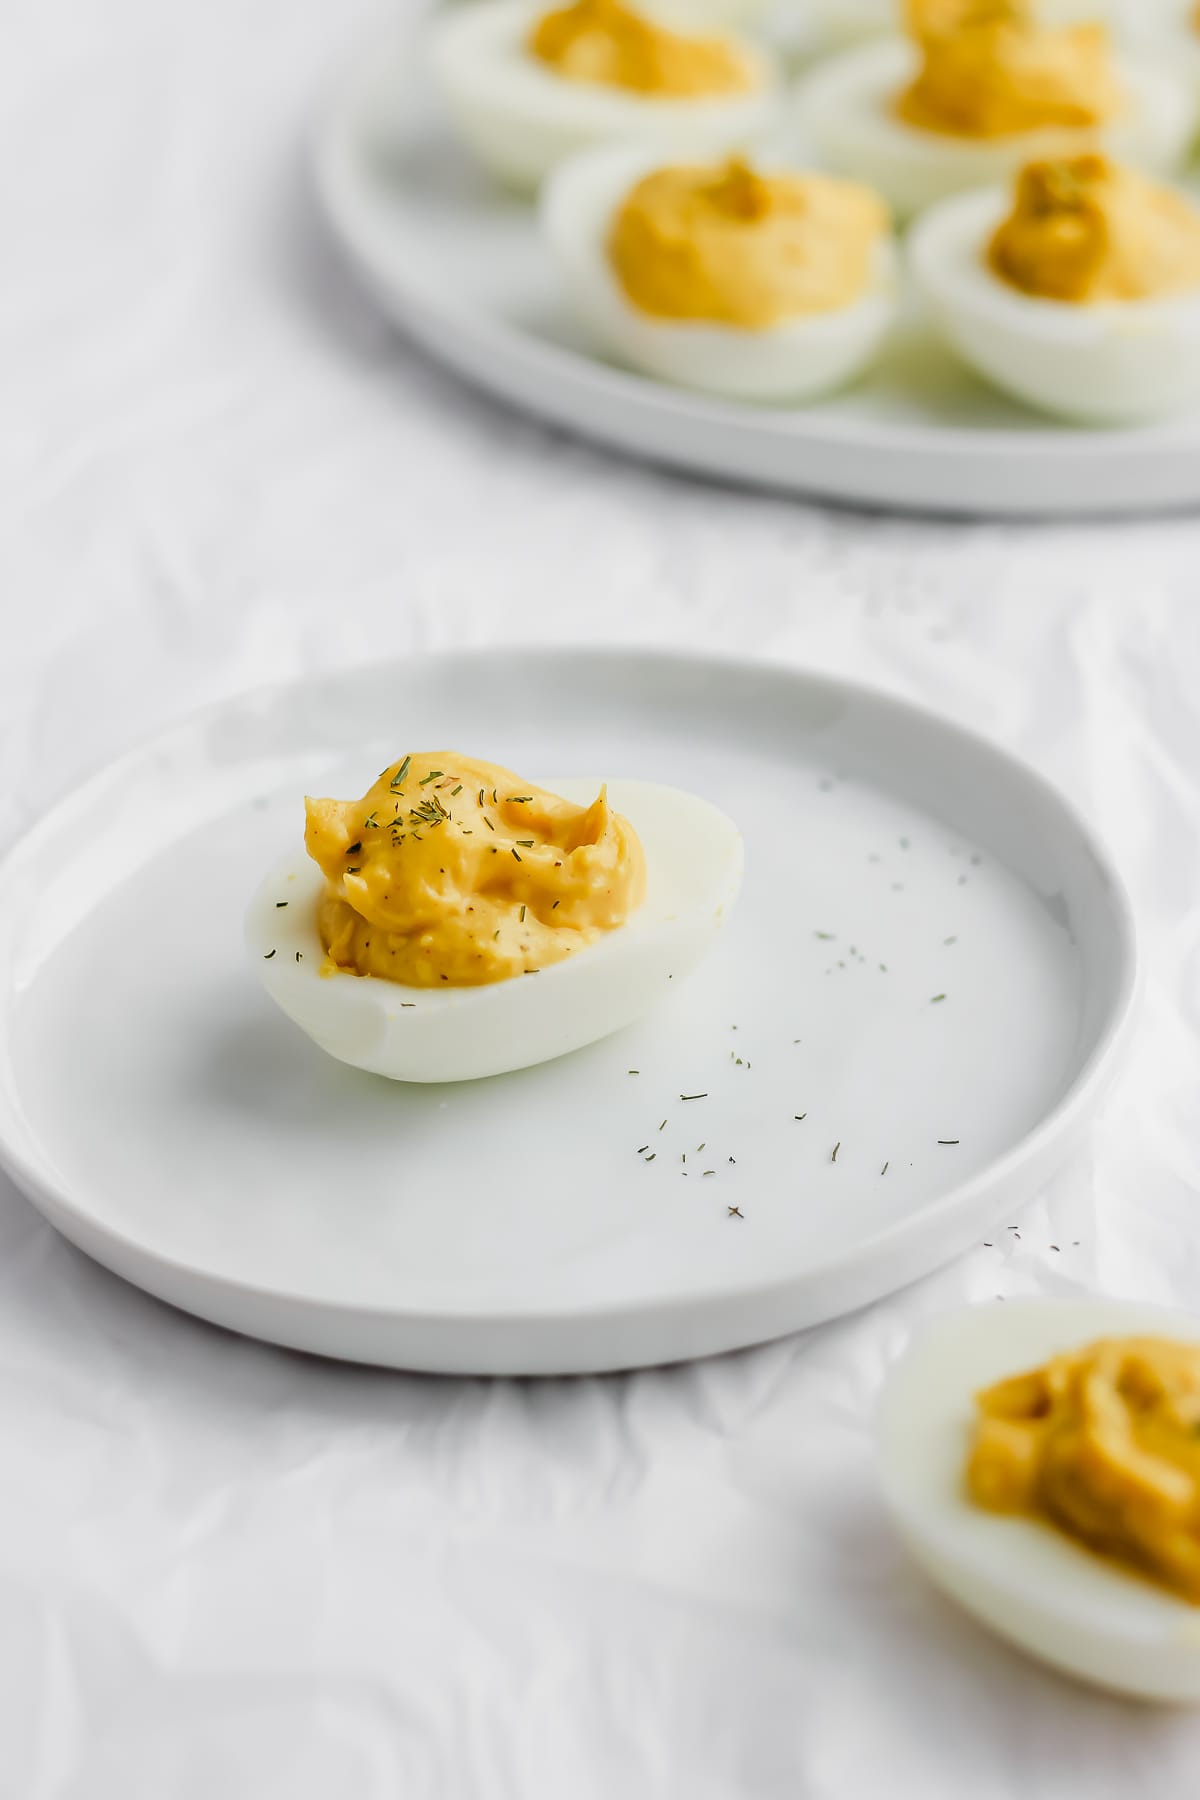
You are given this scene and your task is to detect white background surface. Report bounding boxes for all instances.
[4,0,1200,1793]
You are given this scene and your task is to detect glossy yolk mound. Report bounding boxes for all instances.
[529,0,754,97]
[898,0,1120,139]
[989,154,1200,301]
[966,1336,1200,1603]
[609,158,887,327]
[304,753,646,987]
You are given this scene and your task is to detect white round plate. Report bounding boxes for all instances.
[0,649,1137,1374]
[313,18,1200,519]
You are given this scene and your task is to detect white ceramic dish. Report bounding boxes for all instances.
[312,17,1200,517]
[0,648,1137,1375]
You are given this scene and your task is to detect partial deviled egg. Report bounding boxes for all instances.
[910,155,1200,421]
[542,144,897,399]
[431,0,782,192]
[247,760,742,1084]
[794,16,1193,220]
[878,1298,1200,1703]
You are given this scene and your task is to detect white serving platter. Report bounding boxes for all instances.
[0,648,1138,1374]
[312,16,1200,518]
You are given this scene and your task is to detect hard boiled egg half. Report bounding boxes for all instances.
[431,0,782,192]
[910,169,1200,422]
[794,35,1193,219]
[541,144,898,399]
[878,1298,1200,1703]
[246,774,742,1084]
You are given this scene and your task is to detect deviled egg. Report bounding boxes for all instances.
[794,0,1193,219]
[431,0,782,192]
[542,144,897,398]
[910,154,1200,420]
[246,752,743,1083]
[879,1298,1200,1702]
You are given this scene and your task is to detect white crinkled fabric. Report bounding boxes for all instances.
[3,0,1200,1794]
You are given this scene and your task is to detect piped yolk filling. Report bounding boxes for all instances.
[529,0,755,97]
[609,158,888,327]
[989,154,1200,301]
[897,0,1121,139]
[305,753,646,987]
[966,1335,1200,1603]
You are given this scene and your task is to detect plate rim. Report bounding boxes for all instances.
[309,16,1200,519]
[0,645,1141,1367]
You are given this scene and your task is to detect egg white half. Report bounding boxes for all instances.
[431,0,783,192]
[246,778,743,1084]
[794,37,1196,219]
[878,1297,1200,1703]
[909,185,1200,421]
[541,142,898,399]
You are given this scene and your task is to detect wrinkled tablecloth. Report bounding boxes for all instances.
[4,1,1200,1794]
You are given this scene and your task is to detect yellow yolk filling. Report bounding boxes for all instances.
[304,753,646,987]
[989,154,1200,301]
[529,0,754,97]
[608,158,887,328]
[966,1336,1200,1604]
[898,0,1120,139]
